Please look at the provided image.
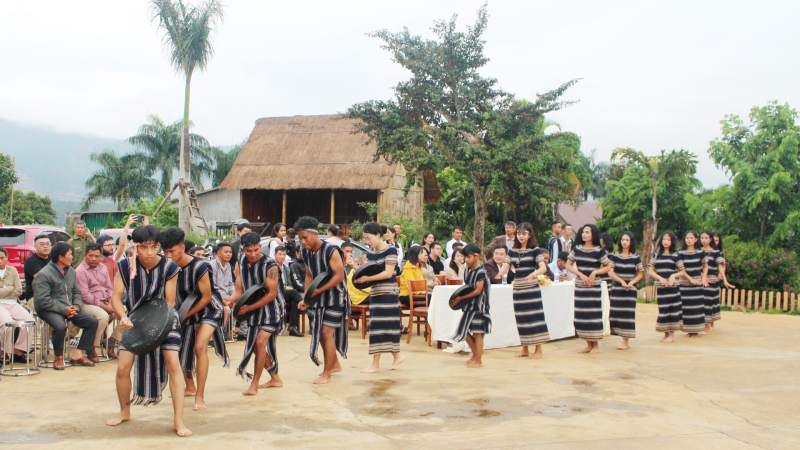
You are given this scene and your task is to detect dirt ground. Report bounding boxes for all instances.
[1,303,798,449]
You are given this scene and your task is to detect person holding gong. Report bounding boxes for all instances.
[354,223,404,373]
[160,227,229,411]
[227,232,285,395]
[449,244,491,368]
[106,225,191,437]
[295,216,351,385]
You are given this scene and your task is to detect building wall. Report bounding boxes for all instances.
[197,188,242,225]
[377,165,424,223]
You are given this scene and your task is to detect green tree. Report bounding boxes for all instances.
[1,190,57,225]
[580,149,609,200]
[151,0,225,227]
[83,150,159,210]
[209,141,244,187]
[709,101,800,243]
[0,153,20,216]
[127,114,213,194]
[113,195,179,230]
[346,5,580,248]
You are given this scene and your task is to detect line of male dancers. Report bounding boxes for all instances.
[106,216,353,437]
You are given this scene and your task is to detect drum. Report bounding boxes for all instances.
[448,284,475,311]
[177,293,200,323]
[234,285,267,322]
[304,271,333,308]
[121,298,174,356]
[352,260,385,291]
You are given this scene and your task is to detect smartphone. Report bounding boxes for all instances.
[135,215,145,222]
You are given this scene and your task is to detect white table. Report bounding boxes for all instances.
[429,281,584,350]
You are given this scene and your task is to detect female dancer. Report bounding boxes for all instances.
[385,226,403,276]
[608,231,643,350]
[422,232,435,252]
[678,230,706,337]
[701,230,733,331]
[566,224,612,354]
[506,222,549,359]
[648,231,685,343]
[354,223,404,372]
[712,231,724,252]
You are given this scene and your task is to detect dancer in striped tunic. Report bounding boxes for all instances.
[701,230,733,331]
[566,224,612,354]
[678,231,707,336]
[106,225,192,437]
[599,232,616,285]
[450,244,491,368]
[160,227,229,411]
[648,231,685,343]
[608,231,643,350]
[506,222,549,359]
[355,223,404,373]
[228,232,285,395]
[295,216,351,385]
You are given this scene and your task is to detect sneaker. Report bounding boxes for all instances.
[69,338,80,348]
[49,338,54,350]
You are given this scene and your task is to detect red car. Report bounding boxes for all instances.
[0,224,71,299]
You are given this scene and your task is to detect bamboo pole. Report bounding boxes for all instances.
[330,190,335,225]
[281,190,287,225]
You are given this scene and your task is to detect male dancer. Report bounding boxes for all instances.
[295,216,351,385]
[226,232,285,395]
[106,225,191,437]
[160,227,229,411]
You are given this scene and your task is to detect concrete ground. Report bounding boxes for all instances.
[1,303,798,450]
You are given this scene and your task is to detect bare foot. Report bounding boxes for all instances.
[171,388,196,398]
[313,374,332,384]
[174,423,193,437]
[616,344,629,350]
[258,379,283,388]
[467,361,482,368]
[361,365,380,373]
[578,345,592,354]
[588,346,599,354]
[242,386,258,395]
[514,351,529,357]
[465,358,475,365]
[320,361,342,376]
[530,346,543,359]
[193,398,207,411]
[388,355,405,370]
[106,411,130,426]
[662,336,674,343]
[687,333,700,338]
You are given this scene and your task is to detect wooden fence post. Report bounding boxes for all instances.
[754,291,760,310]
[768,291,774,310]
[776,292,782,311]
[747,290,753,309]
[721,289,726,306]
[783,291,789,311]
[792,293,797,312]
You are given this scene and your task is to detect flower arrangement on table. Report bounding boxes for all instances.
[536,274,553,287]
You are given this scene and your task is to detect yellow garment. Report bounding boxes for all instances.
[347,270,370,305]
[399,261,425,297]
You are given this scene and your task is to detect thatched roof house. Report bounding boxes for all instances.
[220,114,439,231]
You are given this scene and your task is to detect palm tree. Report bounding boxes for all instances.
[151,0,225,227]
[127,114,213,195]
[83,150,159,210]
[209,140,243,187]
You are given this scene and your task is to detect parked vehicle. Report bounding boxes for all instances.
[0,224,70,299]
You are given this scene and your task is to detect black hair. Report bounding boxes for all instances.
[419,246,431,257]
[422,232,434,242]
[505,221,516,228]
[700,230,718,250]
[294,216,319,232]
[271,223,286,238]
[449,249,464,272]
[51,242,72,263]
[385,226,397,241]
[190,246,204,255]
[462,243,481,256]
[328,224,341,237]
[286,228,297,239]
[340,241,353,250]
[131,225,160,244]
[617,231,638,253]
[563,223,572,228]
[183,240,195,252]
[513,222,535,249]
[274,245,286,254]
[284,240,296,256]
[85,243,102,254]
[34,233,50,243]
[241,232,261,247]
[712,231,724,252]
[558,251,570,262]
[96,234,112,245]
[600,232,614,253]
[493,245,508,254]
[551,221,562,228]
[393,223,401,228]
[0,246,7,257]
[236,222,251,232]
[656,231,679,255]
[362,222,383,236]
[159,227,185,250]
[681,230,700,251]
[407,245,424,266]
[578,224,601,247]
[452,226,463,233]
[216,242,232,252]
[452,242,464,251]
[431,241,442,249]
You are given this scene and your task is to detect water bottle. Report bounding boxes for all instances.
[502,273,507,285]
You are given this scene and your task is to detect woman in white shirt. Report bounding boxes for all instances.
[0,246,33,363]
[444,249,466,281]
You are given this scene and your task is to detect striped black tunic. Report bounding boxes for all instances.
[608,253,643,338]
[678,249,706,333]
[649,252,684,332]
[703,249,725,322]
[366,245,401,354]
[506,247,549,345]
[452,266,491,342]
[569,246,611,341]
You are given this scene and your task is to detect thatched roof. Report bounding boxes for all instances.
[221,115,404,191]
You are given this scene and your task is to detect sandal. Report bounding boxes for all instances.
[69,356,95,367]
[53,358,66,370]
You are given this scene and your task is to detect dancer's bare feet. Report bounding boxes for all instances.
[465,357,475,365]
[616,338,629,350]
[313,373,332,384]
[578,345,592,354]
[361,365,380,373]
[258,379,283,388]
[388,355,405,370]
[106,411,130,426]
[588,346,599,354]
[193,398,207,411]
[514,346,529,357]
[174,422,193,437]
[320,361,342,376]
[687,333,700,338]
[467,361,482,368]
[662,332,674,343]
[242,386,258,395]
[530,345,543,359]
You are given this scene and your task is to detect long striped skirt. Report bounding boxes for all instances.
[704,282,721,323]
[512,280,549,345]
[680,284,706,333]
[656,286,682,332]
[609,282,636,338]
[367,292,401,354]
[574,285,603,341]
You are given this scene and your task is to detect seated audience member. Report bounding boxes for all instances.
[483,246,516,284]
[274,246,303,337]
[443,242,464,270]
[444,249,466,281]
[419,247,440,294]
[342,242,368,330]
[399,246,426,306]
[549,251,574,282]
[540,250,555,280]
[23,233,52,302]
[341,242,359,276]
[429,242,445,275]
[183,240,196,255]
[75,243,120,360]
[210,242,235,333]
[0,245,33,363]
[34,242,99,369]
[95,234,119,285]
[445,226,466,259]
[190,246,205,259]
[326,225,344,247]
[287,247,307,336]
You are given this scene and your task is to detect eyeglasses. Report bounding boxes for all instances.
[36,241,51,247]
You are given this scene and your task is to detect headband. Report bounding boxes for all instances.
[306,229,319,233]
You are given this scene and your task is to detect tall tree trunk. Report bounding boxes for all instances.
[642,220,654,285]
[178,74,192,230]
[471,171,489,253]
[760,204,767,243]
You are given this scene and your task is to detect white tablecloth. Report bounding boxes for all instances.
[429,281,583,350]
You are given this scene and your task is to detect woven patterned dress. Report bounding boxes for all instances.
[702,249,725,323]
[365,245,401,354]
[608,253,643,338]
[569,246,611,341]
[506,247,549,345]
[649,252,684,332]
[452,266,491,342]
[678,249,707,333]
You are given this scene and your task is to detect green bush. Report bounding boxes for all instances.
[724,241,800,292]
[113,196,178,231]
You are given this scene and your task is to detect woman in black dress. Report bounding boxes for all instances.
[700,230,733,332]
[506,222,549,359]
[648,231,686,343]
[608,231,643,350]
[678,230,707,337]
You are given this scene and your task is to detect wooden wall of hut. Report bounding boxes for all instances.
[377,164,425,223]
[242,188,377,228]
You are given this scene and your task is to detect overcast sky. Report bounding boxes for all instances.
[2,0,799,188]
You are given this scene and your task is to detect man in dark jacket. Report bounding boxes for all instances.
[276,246,304,337]
[483,246,516,284]
[33,242,99,369]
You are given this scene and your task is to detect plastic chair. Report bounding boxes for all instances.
[36,317,72,369]
[406,279,430,345]
[0,321,40,376]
